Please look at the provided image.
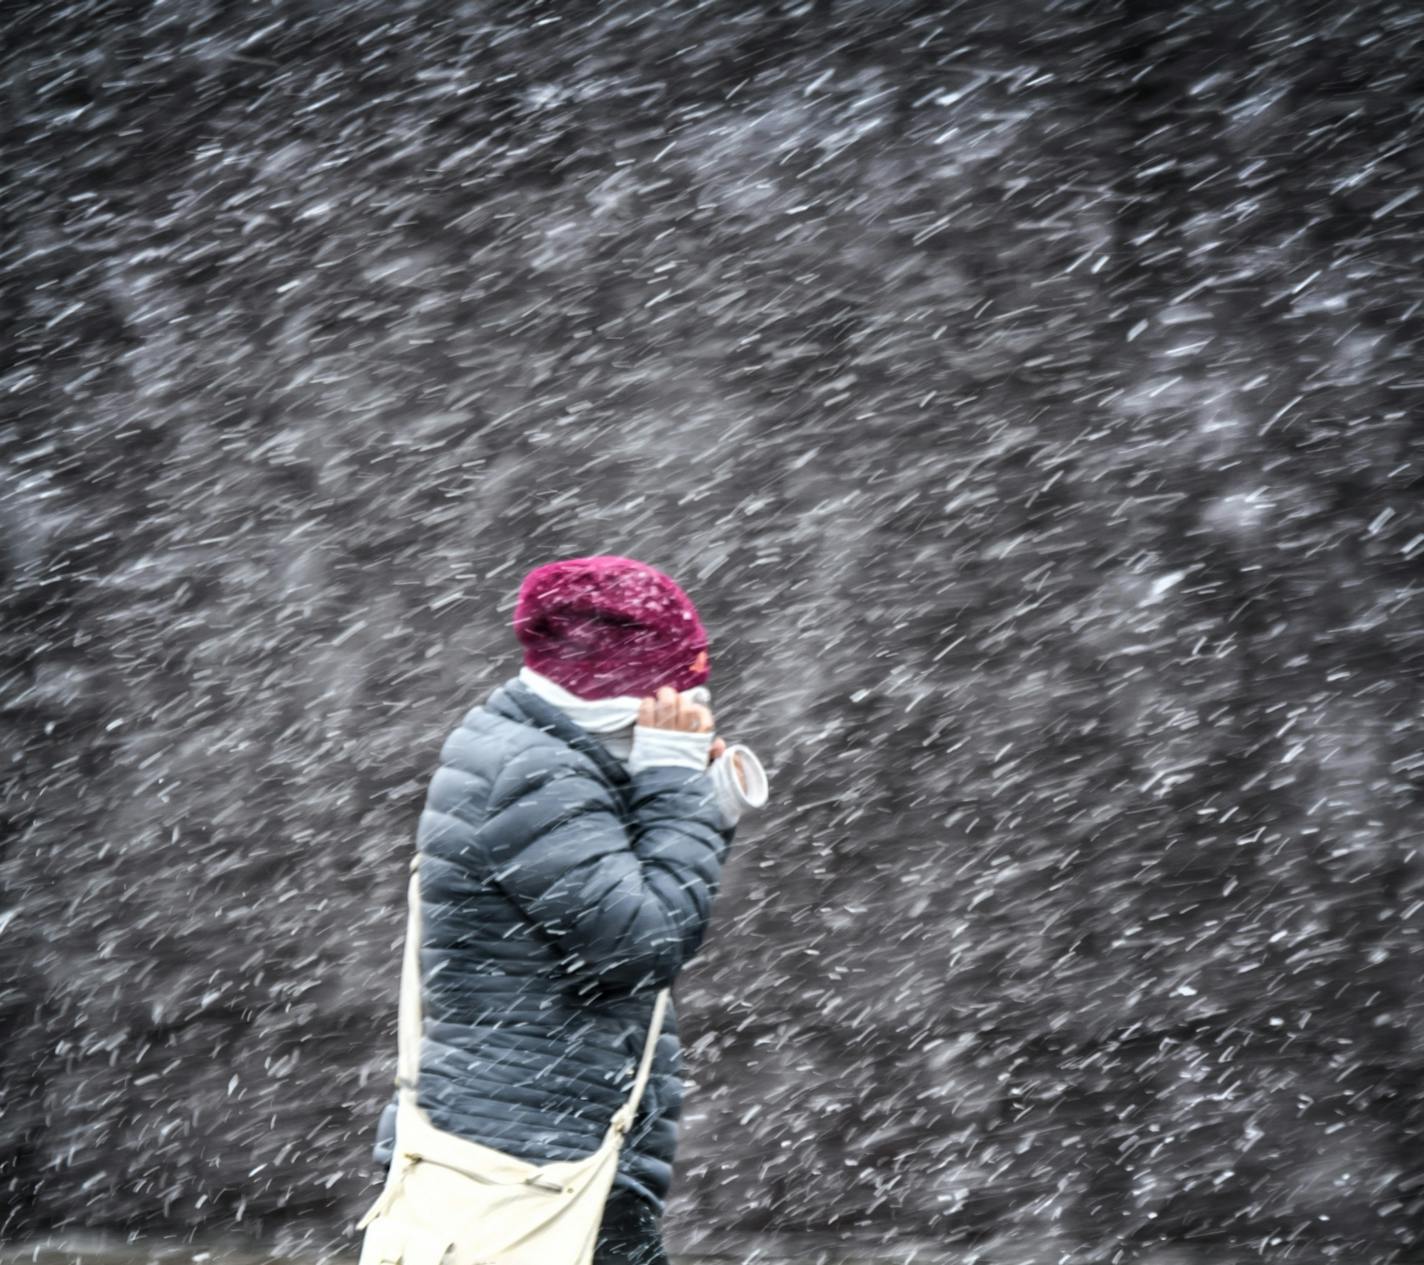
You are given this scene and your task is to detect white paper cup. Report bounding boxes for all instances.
[709,743,769,822]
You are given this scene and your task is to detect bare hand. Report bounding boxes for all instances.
[638,685,714,736]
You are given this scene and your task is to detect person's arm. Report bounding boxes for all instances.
[626,687,771,828]
[478,744,734,989]
[625,724,770,828]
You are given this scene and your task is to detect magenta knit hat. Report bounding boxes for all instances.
[512,555,711,700]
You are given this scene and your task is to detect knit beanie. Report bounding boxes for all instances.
[512,555,711,700]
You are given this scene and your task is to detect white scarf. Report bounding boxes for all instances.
[517,666,712,763]
[517,666,651,734]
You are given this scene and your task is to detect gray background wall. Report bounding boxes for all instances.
[4,1,1423,1260]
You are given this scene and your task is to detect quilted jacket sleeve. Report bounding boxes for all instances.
[478,745,735,989]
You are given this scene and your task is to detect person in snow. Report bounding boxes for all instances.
[371,554,768,1265]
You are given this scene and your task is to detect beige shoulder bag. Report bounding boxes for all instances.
[356,855,670,1265]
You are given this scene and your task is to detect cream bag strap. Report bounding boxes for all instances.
[394,853,670,1135]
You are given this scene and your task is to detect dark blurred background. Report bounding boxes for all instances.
[4,1,1423,1260]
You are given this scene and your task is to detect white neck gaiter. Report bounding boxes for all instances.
[517,666,711,763]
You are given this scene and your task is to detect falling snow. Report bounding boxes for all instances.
[4,1,1424,1263]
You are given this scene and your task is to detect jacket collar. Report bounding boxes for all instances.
[486,677,633,793]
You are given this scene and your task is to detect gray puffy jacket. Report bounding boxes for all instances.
[371,676,736,1210]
